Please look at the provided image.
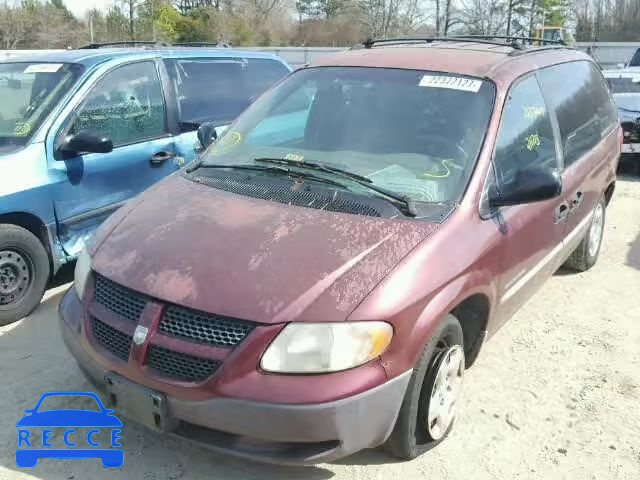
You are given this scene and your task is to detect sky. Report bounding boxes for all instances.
[64,0,110,18]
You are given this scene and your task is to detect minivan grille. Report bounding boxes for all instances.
[192,176,382,217]
[91,316,132,361]
[89,273,253,383]
[146,346,221,382]
[94,275,147,323]
[159,306,255,347]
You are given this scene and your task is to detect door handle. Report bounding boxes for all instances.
[571,191,584,209]
[150,151,176,166]
[555,203,570,223]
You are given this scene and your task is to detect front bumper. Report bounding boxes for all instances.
[59,289,411,465]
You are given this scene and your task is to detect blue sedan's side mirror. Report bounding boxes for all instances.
[197,122,218,150]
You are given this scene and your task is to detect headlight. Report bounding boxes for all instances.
[74,248,91,299]
[260,322,393,373]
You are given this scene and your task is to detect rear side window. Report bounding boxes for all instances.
[166,58,289,130]
[493,75,557,185]
[538,61,618,166]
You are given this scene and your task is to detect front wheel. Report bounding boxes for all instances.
[384,314,465,460]
[0,224,50,326]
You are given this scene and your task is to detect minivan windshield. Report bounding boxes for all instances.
[200,67,495,204]
[0,62,84,149]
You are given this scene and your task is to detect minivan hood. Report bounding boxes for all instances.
[92,175,439,323]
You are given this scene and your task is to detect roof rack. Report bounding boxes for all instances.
[454,35,566,46]
[356,35,567,52]
[173,42,230,48]
[78,41,230,49]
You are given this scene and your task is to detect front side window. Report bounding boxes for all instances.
[538,61,618,166]
[493,75,557,186]
[70,62,167,147]
[166,58,290,130]
[0,62,84,151]
[200,67,495,205]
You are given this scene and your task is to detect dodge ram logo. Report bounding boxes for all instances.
[133,326,149,346]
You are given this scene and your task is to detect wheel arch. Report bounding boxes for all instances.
[0,212,53,267]
[604,181,615,206]
[450,293,491,368]
[381,272,497,379]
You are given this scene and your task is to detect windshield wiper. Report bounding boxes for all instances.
[254,157,417,217]
[619,106,640,114]
[255,157,373,183]
[188,164,348,188]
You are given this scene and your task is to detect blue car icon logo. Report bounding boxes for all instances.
[16,391,123,468]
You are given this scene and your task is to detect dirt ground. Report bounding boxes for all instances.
[1,178,639,480]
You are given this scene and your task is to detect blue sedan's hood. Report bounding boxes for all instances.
[16,410,123,428]
[0,142,48,197]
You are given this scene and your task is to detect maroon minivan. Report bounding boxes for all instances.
[60,37,620,464]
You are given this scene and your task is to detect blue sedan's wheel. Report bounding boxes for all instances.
[0,224,50,326]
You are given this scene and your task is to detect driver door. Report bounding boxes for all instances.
[490,74,568,324]
[49,61,180,257]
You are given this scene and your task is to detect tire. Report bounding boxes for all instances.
[384,314,465,460]
[0,224,50,326]
[563,196,606,272]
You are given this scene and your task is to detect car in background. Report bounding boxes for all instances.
[621,47,640,68]
[603,68,640,173]
[0,44,290,325]
[60,36,619,465]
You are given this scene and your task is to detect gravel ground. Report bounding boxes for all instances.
[1,178,639,480]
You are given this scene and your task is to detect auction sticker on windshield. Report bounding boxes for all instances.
[24,63,63,74]
[419,75,482,92]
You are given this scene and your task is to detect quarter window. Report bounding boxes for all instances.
[166,58,289,129]
[538,61,618,166]
[70,62,167,147]
[493,75,557,186]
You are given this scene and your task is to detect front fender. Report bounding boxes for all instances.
[378,270,497,380]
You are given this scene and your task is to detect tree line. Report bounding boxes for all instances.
[0,0,639,49]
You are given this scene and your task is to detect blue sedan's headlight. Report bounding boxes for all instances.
[74,248,91,300]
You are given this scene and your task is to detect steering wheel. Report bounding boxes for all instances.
[416,134,468,178]
[419,134,467,160]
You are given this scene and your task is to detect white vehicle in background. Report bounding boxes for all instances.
[603,68,640,172]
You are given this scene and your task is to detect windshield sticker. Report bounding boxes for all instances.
[24,63,63,74]
[523,106,545,120]
[210,131,242,154]
[284,153,304,162]
[13,122,31,137]
[419,75,482,92]
[526,134,541,151]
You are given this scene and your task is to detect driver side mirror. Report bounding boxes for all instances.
[58,130,113,157]
[488,166,562,208]
[197,122,218,150]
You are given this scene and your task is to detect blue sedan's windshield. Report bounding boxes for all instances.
[0,62,84,148]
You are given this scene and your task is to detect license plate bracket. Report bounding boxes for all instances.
[104,373,177,432]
